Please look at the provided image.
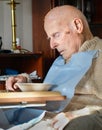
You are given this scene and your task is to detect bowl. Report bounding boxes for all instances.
[15,83,52,92]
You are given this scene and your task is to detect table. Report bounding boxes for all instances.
[0,91,66,108]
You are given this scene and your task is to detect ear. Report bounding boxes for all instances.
[72,18,83,33]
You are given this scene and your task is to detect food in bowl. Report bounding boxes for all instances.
[15,83,53,92]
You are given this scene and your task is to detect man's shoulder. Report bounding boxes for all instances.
[94,37,102,49]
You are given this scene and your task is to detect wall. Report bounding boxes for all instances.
[0,0,33,52]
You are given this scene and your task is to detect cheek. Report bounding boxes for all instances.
[58,35,69,45]
[65,38,78,53]
[69,40,77,49]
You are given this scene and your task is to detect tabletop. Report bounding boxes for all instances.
[0,91,66,108]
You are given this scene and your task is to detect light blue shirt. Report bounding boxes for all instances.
[44,50,98,99]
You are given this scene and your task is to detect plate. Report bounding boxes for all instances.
[15,83,53,92]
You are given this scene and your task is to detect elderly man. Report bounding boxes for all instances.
[5,5,102,130]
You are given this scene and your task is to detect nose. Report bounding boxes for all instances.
[50,38,57,49]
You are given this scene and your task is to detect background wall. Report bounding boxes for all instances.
[0,0,33,52]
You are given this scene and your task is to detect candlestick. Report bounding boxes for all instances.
[8,0,20,50]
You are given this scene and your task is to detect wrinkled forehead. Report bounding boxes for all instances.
[44,5,71,20]
[44,14,63,28]
[44,8,68,25]
[44,5,84,29]
[44,10,69,35]
[44,17,68,37]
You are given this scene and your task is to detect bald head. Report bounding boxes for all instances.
[44,5,93,60]
[44,5,88,28]
[44,5,92,39]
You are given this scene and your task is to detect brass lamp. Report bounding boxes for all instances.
[8,0,20,50]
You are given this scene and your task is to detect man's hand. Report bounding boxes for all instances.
[51,112,69,130]
[5,75,27,91]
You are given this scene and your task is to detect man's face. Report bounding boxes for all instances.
[44,19,82,61]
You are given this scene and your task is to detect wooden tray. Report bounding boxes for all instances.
[0,91,66,104]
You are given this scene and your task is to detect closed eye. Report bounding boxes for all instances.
[46,32,61,42]
[52,32,60,39]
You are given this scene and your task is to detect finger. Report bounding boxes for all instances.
[13,84,19,89]
[55,113,65,119]
[53,113,69,130]
[54,119,69,130]
[50,116,57,127]
[5,77,15,91]
[58,118,69,130]
[5,76,21,91]
[52,114,63,129]
[51,113,64,126]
